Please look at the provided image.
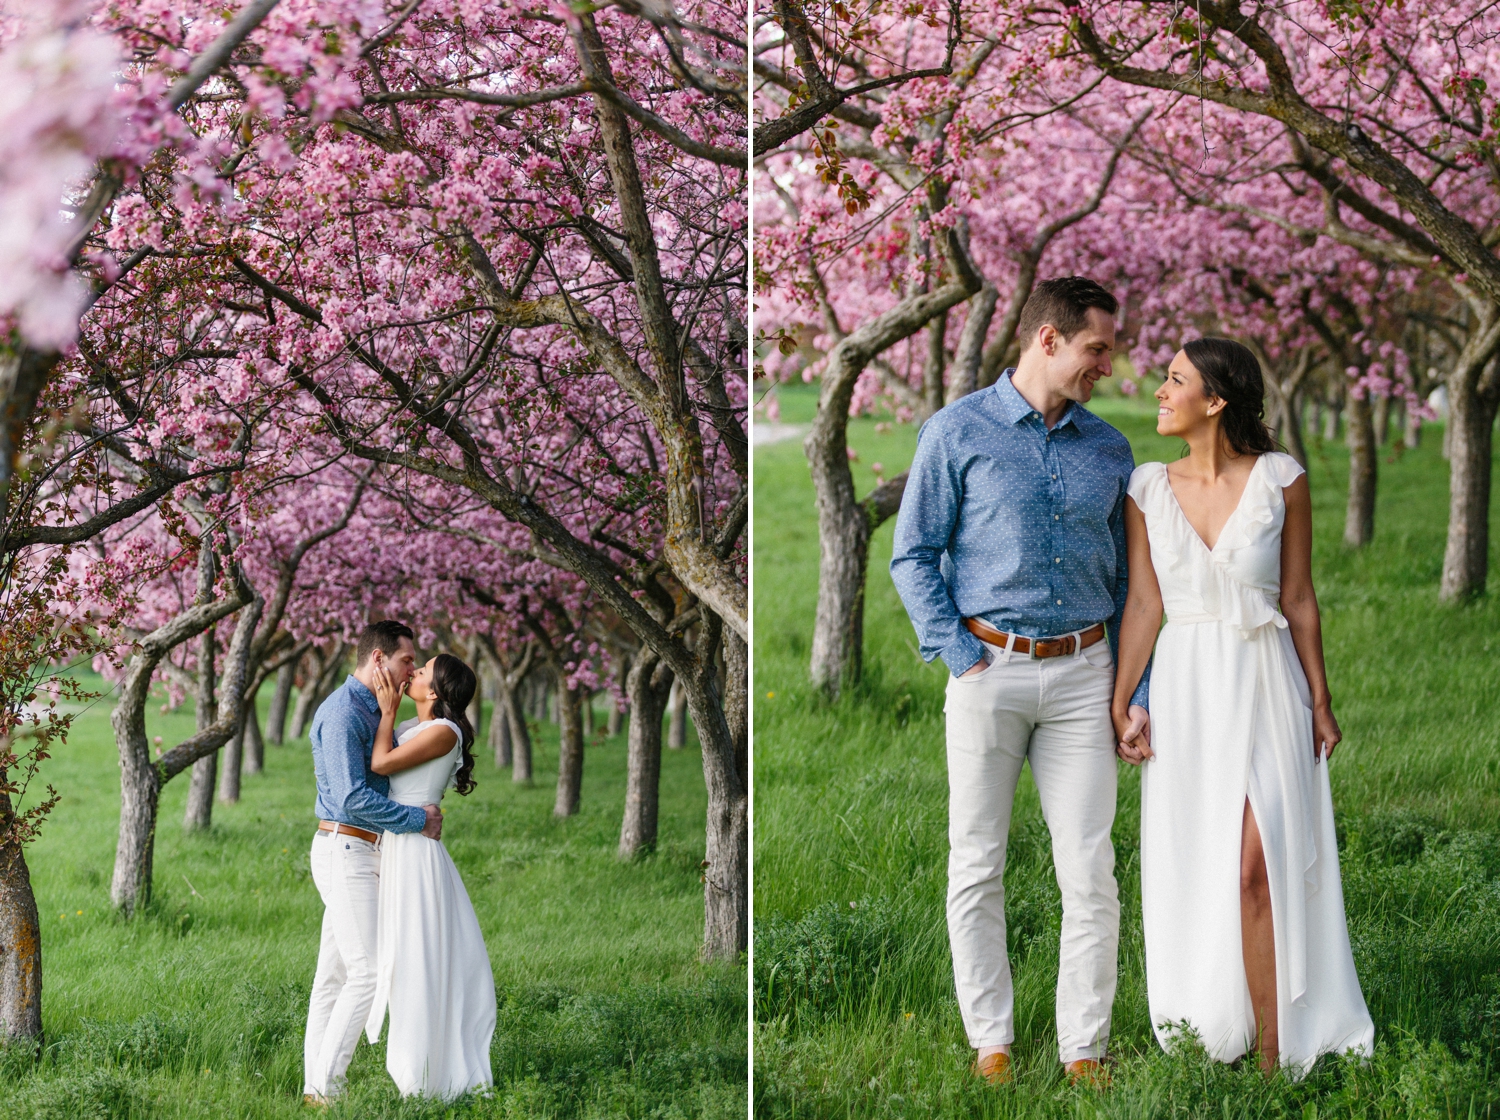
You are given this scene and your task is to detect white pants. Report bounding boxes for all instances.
[944,636,1120,1062]
[304,829,382,1098]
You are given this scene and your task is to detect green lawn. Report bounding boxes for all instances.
[0,681,746,1118]
[753,381,1500,1118]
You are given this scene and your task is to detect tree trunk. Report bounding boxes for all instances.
[184,629,218,830]
[1373,392,1391,446]
[947,285,998,403]
[290,644,345,740]
[109,719,162,916]
[0,787,42,1042]
[607,657,628,736]
[504,687,532,783]
[1405,403,1422,449]
[242,695,263,775]
[922,310,947,418]
[1323,393,1342,441]
[218,723,242,804]
[1440,361,1500,600]
[553,682,584,817]
[288,678,318,741]
[582,692,595,737]
[804,233,979,696]
[693,627,748,959]
[1343,390,1377,547]
[490,674,511,768]
[619,650,672,858]
[667,676,687,749]
[1281,387,1308,469]
[466,651,485,742]
[806,473,875,692]
[266,661,294,745]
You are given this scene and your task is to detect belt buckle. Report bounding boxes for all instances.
[1027,635,1044,660]
[1029,633,1072,660]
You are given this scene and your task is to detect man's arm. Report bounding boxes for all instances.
[890,421,986,677]
[314,701,427,834]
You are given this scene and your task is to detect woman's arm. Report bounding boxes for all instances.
[369,668,460,775]
[1278,475,1342,761]
[1112,496,1163,764]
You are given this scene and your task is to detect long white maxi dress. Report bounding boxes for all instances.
[364,717,496,1099]
[1128,452,1373,1076]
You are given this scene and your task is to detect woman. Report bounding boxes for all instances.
[364,653,496,1099]
[1111,337,1373,1076]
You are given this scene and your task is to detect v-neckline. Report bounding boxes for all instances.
[1161,455,1263,554]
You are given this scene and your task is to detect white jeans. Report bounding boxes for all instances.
[304,829,382,1097]
[944,636,1120,1062]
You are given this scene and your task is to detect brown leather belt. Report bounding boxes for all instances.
[964,618,1107,659]
[317,820,381,844]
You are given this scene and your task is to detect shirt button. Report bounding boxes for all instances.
[1056,599,1063,605]
[1054,514,1060,520]
[1055,557,1061,563]
[1052,474,1058,480]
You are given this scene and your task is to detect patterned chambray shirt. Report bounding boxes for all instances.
[310,675,427,833]
[891,370,1150,707]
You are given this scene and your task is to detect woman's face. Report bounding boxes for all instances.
[407,657,439,704]
[1155,350,1222,438]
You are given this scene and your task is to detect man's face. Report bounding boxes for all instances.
[1042,307,1116,403]
[372,638,419,689]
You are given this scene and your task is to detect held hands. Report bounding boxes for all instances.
[372,664,405,718]
[1313,700,1342,763]
[1113,704,1153,765]
[421,804,443,840]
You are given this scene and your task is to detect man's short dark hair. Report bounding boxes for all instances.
[1016,277,1119,352]
[356,620,415,668]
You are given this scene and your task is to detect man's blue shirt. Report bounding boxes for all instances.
[890,371,1150,707]
[310,675,426,833]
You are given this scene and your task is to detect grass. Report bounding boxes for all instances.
[0,679,746,1118]
[752,380,1500,1118]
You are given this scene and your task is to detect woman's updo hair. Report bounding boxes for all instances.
[1181,337,1280,456]
[430,653,478,795]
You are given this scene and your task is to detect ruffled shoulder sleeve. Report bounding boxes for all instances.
[1126,460,1168,512]
[1262,451,1305,490]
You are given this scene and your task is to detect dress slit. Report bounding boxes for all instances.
[1238,791,1280,1055]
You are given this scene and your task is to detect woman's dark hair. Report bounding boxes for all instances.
[429,653,477,795]
[1181,337,1280,456]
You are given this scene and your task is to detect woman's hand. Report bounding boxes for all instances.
[373,664,404,718]
[1313,700,1342,762]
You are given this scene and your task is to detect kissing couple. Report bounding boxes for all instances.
[891,277,1375,1083]
[301,621,497,1103]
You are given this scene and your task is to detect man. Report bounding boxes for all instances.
[302,620,443,1104]
[890,277,1150,1087]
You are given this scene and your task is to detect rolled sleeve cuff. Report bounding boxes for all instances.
[1129,666,1150,711]
[939,631,988,678]
[396,803,427,834]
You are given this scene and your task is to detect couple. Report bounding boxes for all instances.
[891,277,1375,1083]
[301,621,497,1103]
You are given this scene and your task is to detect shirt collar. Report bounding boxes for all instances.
[345,674,379,714]
[994,369,1080,432]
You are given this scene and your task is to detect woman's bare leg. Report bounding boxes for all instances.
[1240,800,1278,1072]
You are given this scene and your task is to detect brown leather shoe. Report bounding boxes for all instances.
[303,1094,329,1109]
[1065,1058,1110,1089]
[971,1050,1013,1085]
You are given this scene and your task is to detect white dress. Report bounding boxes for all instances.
[1128,453,1373,1075]
[364,717,496,1099]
